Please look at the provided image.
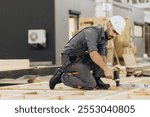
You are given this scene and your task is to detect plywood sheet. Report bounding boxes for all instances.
[123,53,136,67]
[0,59,30,71]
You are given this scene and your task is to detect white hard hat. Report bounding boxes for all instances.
[109,15,125,35]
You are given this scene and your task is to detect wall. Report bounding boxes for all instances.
[55,0,95,64]
[95,0,113,17]
[0,0,55,63]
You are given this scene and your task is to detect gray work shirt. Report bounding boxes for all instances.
[62,25,108,56]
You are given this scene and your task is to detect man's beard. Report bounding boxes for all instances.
[105,31,113,40]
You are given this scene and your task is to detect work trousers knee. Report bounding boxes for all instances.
[61,63,96,89]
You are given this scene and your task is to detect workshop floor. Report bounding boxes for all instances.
[0,76,150,100]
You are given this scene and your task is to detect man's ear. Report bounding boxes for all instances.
[107,23,112,29]
[107,22,111,29]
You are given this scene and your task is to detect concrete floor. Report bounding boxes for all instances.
[0,76,150,100]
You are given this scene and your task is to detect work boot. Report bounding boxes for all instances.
[96,78,110,89]
[49,68,63,89]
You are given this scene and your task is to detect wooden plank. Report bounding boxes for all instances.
[123,53,137,67]
[143,69,150,76]
[123,53,150,76]
[107,40,114,65]
[0,59,30,71]
[0,66,60,79]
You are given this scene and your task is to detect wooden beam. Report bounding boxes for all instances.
[0,59,30,71]
[0,65,60,79]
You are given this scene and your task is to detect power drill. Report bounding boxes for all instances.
[113,70,120,87]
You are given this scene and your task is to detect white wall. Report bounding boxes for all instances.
[144,11,150,23]
[55,0,95,64]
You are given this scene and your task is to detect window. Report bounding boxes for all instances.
[133,23,143,37]
[69,16,78,39]
[68,10,81,39]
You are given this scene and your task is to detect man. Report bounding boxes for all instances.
[49,15,125,90]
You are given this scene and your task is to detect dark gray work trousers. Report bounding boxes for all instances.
[61,54,104,89]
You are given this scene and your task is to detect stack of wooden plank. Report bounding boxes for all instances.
[123,53,150,76]
[142,69,150,76]
[79,17,109,30]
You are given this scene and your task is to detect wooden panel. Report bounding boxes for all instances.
[79,16,109,30]
[115,18,133,58]
[123,54,136,67]
[0,59,30,71]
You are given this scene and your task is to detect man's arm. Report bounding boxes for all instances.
[102,56,107,64]
[90,51,113,79]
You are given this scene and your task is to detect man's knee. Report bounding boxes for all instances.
[91,81,97,88]
[84,80,96,90]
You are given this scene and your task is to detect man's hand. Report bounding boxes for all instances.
[104,68,114,79]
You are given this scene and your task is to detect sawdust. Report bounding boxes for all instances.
[27,77,41,83]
